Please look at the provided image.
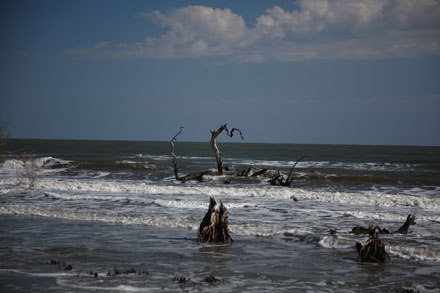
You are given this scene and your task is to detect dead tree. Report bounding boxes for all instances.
[170,127,207,183]
[210,124,244,176]
[269,156,308,187]
[198,197,233,244]
[356,226,390,263]
[170,126,184,181]
[395,214,416,234]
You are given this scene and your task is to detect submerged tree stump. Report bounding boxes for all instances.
[356,226,390,263]
[198,197,233,244]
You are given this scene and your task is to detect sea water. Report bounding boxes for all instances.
[0,139,439,292]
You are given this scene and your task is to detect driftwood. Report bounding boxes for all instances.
[210,124,244,176]
[356,226,390,263]
[236,167,267,177]
[198,197,233,244]
[396,214,416,234]
[269,156,308,187]
[350,214,416,235]
[170,127,207,183]
[236,167,252,177]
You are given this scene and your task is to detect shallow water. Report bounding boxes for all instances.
[1,140,440,292]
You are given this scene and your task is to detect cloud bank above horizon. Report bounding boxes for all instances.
[69,0,440,62]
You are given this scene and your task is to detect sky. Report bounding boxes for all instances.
[1,0,440,146]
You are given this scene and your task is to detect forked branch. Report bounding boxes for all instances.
[210,124,244,175]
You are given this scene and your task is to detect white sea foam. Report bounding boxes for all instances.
[152,199,256,210]
[387,245,440,262]
[1,157,72,175]
[0,269,72,278]
[318,236,355,249]
[225,158,422,172]
[292,189,440,210]
[340,210,440,223]
[3,175,438,211]
[0,204,199,230]
[92,172,110,179]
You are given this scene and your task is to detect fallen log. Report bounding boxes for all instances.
[198,197,233,244]
[356,226,390,263]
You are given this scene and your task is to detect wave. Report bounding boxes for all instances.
[0,204,198,230]
[1,157,72,172]
[129,154,427,172]
[2,176,438,210]
[223,158,425,172]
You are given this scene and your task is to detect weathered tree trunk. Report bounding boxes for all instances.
[395,214,416,234]
[210,124,244,176]
[198,197,233,244]
[356,226,390,263]
[170,126,184,181]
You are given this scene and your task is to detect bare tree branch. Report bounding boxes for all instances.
[170,126,184,181]
[169,126,207,183]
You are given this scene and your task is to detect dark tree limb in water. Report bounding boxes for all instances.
[356,226,390,263]
[210,124,244,176]
[236,166,268,177]
[170,127,207,183]
[350,214,416,235]
[395,214,416,234]
[269,156,308,187]
[236,167,251,177]
[350,225,390,235]
[250,168,268,177]
[198,197,233,244]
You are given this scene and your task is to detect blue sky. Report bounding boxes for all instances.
[1,0,440,145]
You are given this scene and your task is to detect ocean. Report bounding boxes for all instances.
[1,139,439,292]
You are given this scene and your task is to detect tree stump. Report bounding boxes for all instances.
[356,226,390,263]
[198,197,233,244]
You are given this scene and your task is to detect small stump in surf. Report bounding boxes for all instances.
[198,197,233,244]
[356,226,390,263]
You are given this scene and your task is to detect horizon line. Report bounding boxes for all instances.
[7,137,440,148]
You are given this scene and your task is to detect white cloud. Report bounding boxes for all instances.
[69,0,440,62]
